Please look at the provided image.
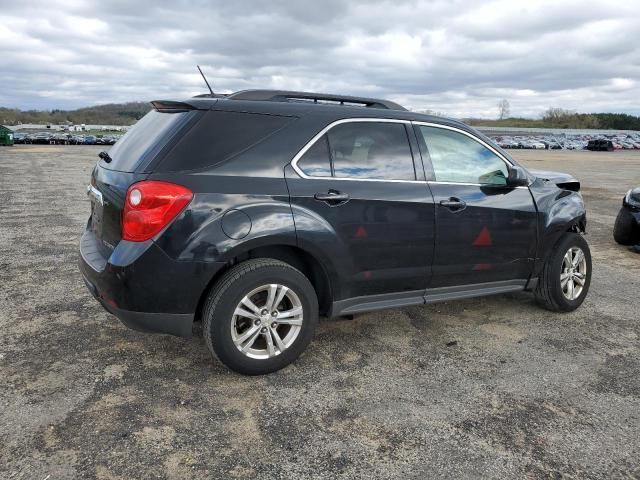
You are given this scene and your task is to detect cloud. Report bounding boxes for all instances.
[0,0,639,118]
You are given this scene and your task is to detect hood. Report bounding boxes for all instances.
[529,169,580,192]
[624,187,640,208]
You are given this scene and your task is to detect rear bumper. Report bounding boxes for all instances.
[79,226,225,337]
[82,273,194,336]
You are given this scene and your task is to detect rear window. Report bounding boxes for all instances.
[156,111,295,172]
[103,110,193,172]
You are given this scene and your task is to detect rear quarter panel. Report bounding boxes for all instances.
[148,173,297,262]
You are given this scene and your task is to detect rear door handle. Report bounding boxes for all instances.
[314,190,350,205]
[440,197,466,211]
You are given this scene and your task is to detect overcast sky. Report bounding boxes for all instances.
[1,0,638,118]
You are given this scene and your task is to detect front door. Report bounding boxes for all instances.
[414,124,538,288]
[286,120,436,301]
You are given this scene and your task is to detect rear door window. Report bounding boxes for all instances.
[329,122,415,181]
[103,110,193,172]
[296,121,416,181]
[297,135,332,177]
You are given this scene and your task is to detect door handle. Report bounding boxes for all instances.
[314,190,350,205]
[440,197,466,211]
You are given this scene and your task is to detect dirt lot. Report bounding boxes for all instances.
[1,145,639,479]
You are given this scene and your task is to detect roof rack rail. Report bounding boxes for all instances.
[192,93,229,98]
[227,90,407,111]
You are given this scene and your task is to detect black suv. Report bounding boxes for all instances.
[80,90,591,375]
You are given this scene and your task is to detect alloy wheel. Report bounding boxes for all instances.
[560,247,587,301]
[230,284,303,359]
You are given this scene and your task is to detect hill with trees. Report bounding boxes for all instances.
[0,102,152,126]
[468,106,640,130]
[2,101,640,131]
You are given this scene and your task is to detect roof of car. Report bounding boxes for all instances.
[153,89,474,132]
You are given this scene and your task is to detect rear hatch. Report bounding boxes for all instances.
[88,104,201,255]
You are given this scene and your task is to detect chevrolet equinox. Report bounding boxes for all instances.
[80,90,591,375]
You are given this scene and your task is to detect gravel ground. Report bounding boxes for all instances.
[0,145,639,479]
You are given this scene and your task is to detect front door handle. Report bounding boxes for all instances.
[314,190,350,206]
[440,197,466,212]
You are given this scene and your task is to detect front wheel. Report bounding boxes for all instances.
[535,233,592,312]
[203,259,319,375]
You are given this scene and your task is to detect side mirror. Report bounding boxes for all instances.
[507,165,529,187]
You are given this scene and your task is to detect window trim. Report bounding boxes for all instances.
[291,118,423,184]
[290,118,529,188]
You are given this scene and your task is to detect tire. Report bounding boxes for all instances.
[535,233,592,312]
[202,259,319,375]
[613,207,638,245]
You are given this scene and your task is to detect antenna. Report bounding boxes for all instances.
[197,65,214,97]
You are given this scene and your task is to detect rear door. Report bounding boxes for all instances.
[286,119,436,301]
[414,123,538,288]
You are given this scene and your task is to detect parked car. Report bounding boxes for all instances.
[30,133,52,144]
[79,90,591,375]
[521,138,546,149]
[587,139,614,151]
[53,133,73,145]
[497,138,519,149]
[613,187,640,250]
[97,135,117,146]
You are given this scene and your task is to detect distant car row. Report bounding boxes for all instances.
[12,132,123,145]
[491,133,640,151]
[11,129,640,151]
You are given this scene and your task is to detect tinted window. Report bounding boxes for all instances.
[297,135,331,177]
[158,111,294,172]
[418,126,509,185]
[327,122,415,180]
[104,110,192,172]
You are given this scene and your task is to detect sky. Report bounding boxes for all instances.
[0,0,639,118]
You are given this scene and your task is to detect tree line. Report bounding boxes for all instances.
[3,100,640,131]
[468,100,640,130]
[0,102,151,126]
[468,109,640,130]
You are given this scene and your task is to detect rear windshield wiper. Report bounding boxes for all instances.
[98,151,112,163]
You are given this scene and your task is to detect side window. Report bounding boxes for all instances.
[297,135,332,177]
[417,126,509,185]
[328,122,415,181]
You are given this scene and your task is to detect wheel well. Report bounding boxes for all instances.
[193,245,332,329]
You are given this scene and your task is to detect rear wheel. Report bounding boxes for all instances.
[613,207,638,245]
[203,259,318,375]
[535,233,591,312]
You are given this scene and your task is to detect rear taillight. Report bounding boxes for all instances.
[122,181,193,242]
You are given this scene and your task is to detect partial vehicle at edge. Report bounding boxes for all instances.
[614,187,640,249]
